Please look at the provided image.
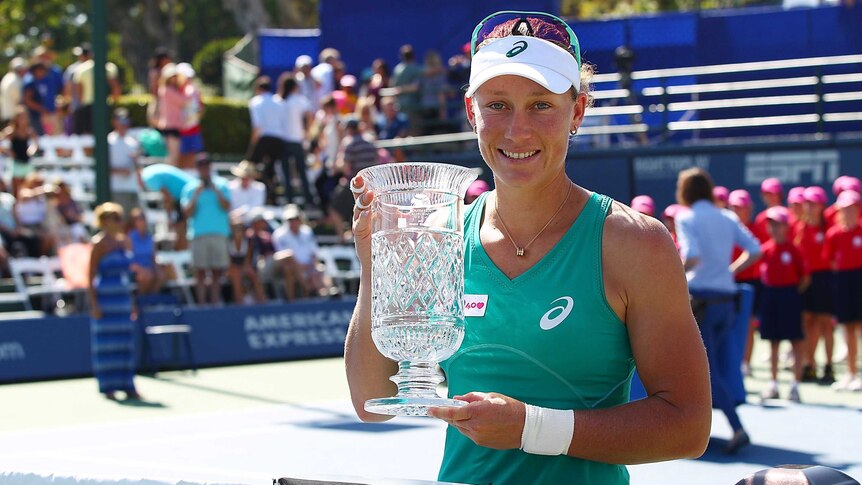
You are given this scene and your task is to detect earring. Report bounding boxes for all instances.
[570,127,578,135]
[472,124,477,133]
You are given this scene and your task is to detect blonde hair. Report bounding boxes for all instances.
[93,202,124,229]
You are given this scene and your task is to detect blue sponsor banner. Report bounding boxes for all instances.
[0,299,356,384]
[571,143,862,213]
[0,317,92,383]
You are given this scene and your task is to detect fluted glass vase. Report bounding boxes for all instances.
[359,162,478,416]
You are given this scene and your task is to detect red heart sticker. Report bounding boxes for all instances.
[477,302,485,309]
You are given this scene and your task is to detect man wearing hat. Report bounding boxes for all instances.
[181,154,232,305]
[228,160,266,223]
[108,108,142,215]
[1,58,28,124]
[294,55,318,111]
[272,204,331,300]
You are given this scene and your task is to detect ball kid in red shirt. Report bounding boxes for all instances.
[823,189,862,391]
[759,206,809,402]
[793,186,836,384]
[825,176,861,229]
[753,178,796,243]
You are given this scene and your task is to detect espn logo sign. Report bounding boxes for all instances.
[745,150,840,186]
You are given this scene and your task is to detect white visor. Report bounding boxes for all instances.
[466,36,581,98]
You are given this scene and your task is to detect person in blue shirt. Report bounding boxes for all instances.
[24,47,64,135]
[376,96,409,140]
[181,155,231,305]
[22,63,49,136]
[675,167,762,454]
[141,163,194,250]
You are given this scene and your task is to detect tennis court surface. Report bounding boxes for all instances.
[1,352,860,484]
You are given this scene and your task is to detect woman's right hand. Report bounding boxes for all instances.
[351,175,374,268]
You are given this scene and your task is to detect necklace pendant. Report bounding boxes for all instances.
[516,248,525,257]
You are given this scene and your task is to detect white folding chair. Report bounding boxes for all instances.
[155,250,196,306]
[317,245,361,294]
[37,136,59,163]
[9,257,64,312]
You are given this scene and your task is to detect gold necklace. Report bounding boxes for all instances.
[494,183,573,257]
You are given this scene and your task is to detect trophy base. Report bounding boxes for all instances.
[364,396,467,417]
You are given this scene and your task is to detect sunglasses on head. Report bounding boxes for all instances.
[471,10,581,68]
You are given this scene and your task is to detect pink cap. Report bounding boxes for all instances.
[787,186,806,205]
[631,195,656,216]
[728,189,752,208]
[765,206,790,224]
[663,204,685,220]
[803,186,827,205]
[760,177,783,195]
[713,186,729,203]
[832,176,849,196]
[836,190,861,209]
[466,180,490,199]
[842,177,862,194]
[340,74,357,88]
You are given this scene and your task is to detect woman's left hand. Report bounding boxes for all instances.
[428,392,526,450]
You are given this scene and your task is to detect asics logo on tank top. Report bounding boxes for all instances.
[540,296,574,330]
[781,252,792,264]
[854,236,862,248]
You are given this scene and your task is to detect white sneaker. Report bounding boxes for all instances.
[848,376,862,392]
[788,385,801,403]
[761,381,779,401]
[832,375,854,391]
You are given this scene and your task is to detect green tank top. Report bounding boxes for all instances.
[438,191,634,485]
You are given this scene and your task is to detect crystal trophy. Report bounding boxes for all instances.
[359,162,478,416]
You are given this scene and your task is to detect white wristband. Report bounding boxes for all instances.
[520,404,575,456]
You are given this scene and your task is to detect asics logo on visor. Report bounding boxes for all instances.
[539,296,574,330]
[506,40,528,58]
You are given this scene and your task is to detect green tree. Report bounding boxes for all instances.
[192,37,242,94]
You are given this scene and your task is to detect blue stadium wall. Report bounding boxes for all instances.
[305,3,862,80]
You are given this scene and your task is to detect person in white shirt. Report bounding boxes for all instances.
[272,204,331,300]
[309,48,340,101]
[107,108,141,215]
[228,160,266,223]
[276,75,315,206]
[294,55,319,112]
[247,76,285,204]
[0,58,28,124]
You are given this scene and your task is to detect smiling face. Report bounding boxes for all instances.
[466,75,585,191]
